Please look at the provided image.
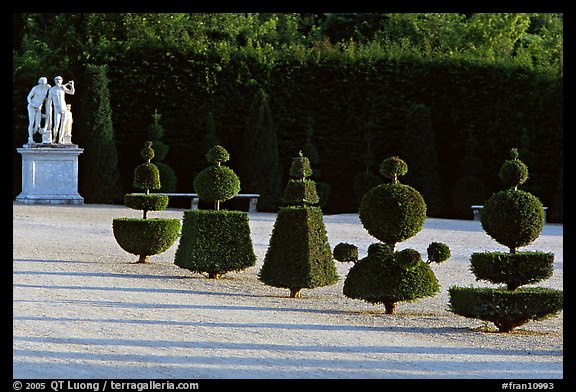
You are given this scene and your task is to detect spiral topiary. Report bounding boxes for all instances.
[335,156,449,314]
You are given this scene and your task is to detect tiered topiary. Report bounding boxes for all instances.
[334,156,450,314]
[173,145,256,279]
[112,141,181,263]
[259,152,339,298]
[449,148,563,332]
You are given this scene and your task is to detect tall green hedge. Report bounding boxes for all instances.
[13,44,561,220]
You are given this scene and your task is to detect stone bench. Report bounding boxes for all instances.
[155,193,260,212]
[471,204,548,223]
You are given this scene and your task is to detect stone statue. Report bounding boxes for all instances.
[26,77,51,144]
[46,75,75,144]
[60,104,73,144]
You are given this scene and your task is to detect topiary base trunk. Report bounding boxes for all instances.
[384,302,396,315]
[290,288,302,298]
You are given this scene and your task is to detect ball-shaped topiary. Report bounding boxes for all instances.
[336,155,449,314]
[481,188,544,253]
[193,145,240,208]
[359,157,426,250]
[449,148,562,332]
[498,148,528,189]
[481,148,544,253]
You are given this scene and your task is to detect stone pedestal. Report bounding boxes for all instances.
[16,144,84,205]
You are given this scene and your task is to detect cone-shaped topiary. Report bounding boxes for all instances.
[259,152,339,298]
[113,141,180,263]
[334,156,449,314]
[174,145,255,279]
[449,148,562,332]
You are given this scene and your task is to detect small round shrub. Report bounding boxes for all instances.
[359,183,426,246]
[333,242,358,263]
[427,242,451,263]
[396,248,421,269]
[194,165,240,203]
[481,188,544,252]
[367,242,392,256]
[499,159,529,188]
[379,156,408,180]
[140,141,155,161]
[206,145,230,164]
[124,193,168,212]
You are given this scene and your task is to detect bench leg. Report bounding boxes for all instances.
[192,198,199,210]
[472,209,480,221]
[249,198,258,213]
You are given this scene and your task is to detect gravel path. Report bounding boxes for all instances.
[13,202,563,379]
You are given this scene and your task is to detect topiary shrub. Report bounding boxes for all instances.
[174,209,256,279]
[335,156,449,314]
[449,148,563,332]
[259,152,339,298]
[112,141,180,263]
[174,145,255,279]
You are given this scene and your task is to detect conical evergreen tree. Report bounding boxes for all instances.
[144,109,177,193]
[237,89,283,211]
[76,64,122,203]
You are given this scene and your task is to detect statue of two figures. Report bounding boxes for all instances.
[27,75,75,145]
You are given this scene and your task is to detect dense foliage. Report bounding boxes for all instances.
[13,13,563,220]
[259,154,338,298]
[174,210,256,279]
[449,149,562,332]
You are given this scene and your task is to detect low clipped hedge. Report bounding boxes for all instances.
[174,209,256,279]
[448,286,563,332]
[470,251,554,290]
[124,193,169,212]
[112,218,181,262]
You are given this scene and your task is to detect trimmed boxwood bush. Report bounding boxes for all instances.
[174,209,256,279]
[448,287,563,333]
[470,251,554,290]
[174,145,255,278]
[449,148,562,332]
[259,152,338,298]
[343,246,440,314]
[124,193,168,214]
[336,156,449,314]
[113,218,180,261]
[113,141,181,263]
[481,188,545,253]
[193,145,240,210]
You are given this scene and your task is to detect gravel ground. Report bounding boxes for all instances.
[12,202,563,380]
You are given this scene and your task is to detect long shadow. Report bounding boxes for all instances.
[13,315,464,334]
[13,335,562,358]
[13,270,185,281]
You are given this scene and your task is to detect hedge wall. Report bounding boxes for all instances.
[13,45,562,220]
